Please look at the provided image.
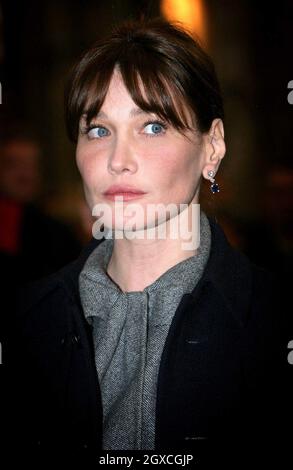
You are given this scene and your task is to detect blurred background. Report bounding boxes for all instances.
[0,0,292,284]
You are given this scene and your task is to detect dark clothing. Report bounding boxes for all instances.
[2,217,291,468]
[0,202,81,284]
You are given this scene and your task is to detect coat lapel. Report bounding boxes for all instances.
[155,218,254,449]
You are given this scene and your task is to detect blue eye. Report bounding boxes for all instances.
[87,126,110,139]
[144,122,166,135]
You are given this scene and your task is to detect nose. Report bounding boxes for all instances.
[107,138,138,175]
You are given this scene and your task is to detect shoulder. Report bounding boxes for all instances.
[206,216,287,335]
[207,217,275,301]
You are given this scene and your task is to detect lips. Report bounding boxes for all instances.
[103,184,147,201]
[103,185,146,195]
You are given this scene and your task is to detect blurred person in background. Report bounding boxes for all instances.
[0,128,81,284]
[0,128,81,342]
[3,18,291,468]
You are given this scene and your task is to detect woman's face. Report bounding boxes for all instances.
[76,70,207,233]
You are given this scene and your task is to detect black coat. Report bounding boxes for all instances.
[2,217,291,468]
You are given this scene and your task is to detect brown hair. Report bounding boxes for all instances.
[65,17,224,143]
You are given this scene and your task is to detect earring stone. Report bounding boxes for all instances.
[210,182,220,193]
[207,170,220,193]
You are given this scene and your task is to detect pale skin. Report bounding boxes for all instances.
[76,70,226,292]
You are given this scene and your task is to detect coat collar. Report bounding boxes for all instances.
[58,216,253,328]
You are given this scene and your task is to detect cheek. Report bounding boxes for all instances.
[76,148,102,185]
[151,144,201,189]
[75,145,85,175]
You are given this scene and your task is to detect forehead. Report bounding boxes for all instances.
[100,71,137,110]
[85,68,195,128]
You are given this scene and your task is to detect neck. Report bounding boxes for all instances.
[106,202,200,292]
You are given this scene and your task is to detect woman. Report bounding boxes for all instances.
[5,17,289,467]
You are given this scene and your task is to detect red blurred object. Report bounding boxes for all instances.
[0,197,23,254]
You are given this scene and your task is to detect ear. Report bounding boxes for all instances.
[202,118,226,180]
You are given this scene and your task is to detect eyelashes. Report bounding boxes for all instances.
[142,120,167,137]
[80,119,168,139]
[82,124,110,139]
[80,123,107,137]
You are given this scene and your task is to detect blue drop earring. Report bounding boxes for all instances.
[208,170,220,194]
